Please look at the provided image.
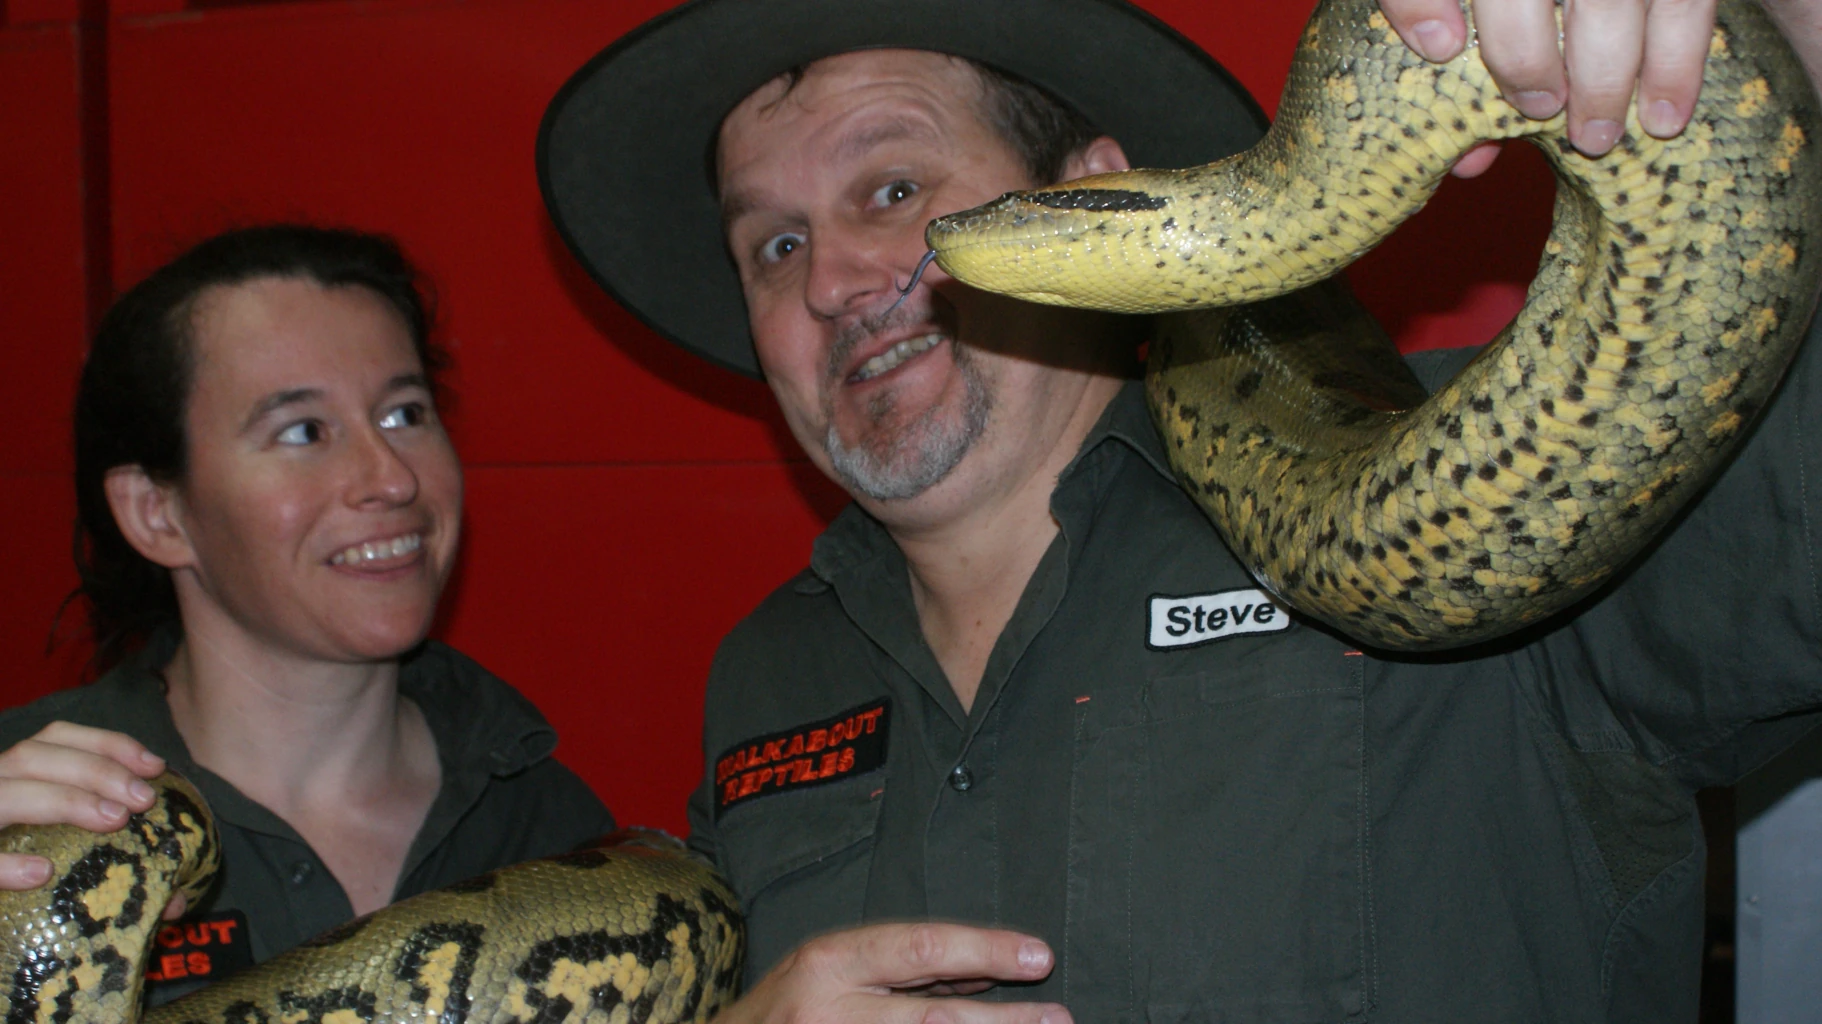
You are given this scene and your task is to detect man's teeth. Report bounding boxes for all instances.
[330,533,423,567]
[855,333,943,381]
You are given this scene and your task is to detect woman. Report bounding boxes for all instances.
[0,225,613,1004]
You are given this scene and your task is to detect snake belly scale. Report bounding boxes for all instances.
[0,774,742,1024]
[929,0,1822,649]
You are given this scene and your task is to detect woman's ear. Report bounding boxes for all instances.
[103,466,196,570]
[1059,135,1133,180]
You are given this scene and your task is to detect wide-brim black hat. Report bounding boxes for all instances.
[538,0,1269,379]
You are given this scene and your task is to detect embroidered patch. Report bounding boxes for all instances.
[714,699,889,818]
[1147,588,1293,649]
[143,909,253,1000]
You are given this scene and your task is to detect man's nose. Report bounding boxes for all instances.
[804,225,902,321]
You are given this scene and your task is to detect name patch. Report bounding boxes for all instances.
[1148,588,1292,649]
[715,699,889,818]
[143,909,253,1001]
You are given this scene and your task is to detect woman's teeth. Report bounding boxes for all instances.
[330,533,423,567]
[855,333,943,381]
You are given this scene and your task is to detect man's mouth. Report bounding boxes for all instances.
[329,531,424,567]
[851,332,945,382]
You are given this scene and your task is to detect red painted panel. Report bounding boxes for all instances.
[441,462,846,833]
[0,474,94,706]
[0,20,87,474]
[107,0,788,469]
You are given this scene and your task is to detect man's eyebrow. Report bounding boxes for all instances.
[242,387,323,433]
[721,117,940,228]
[830,116,938,164]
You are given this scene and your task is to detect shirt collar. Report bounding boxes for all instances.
[805,379,1168,590]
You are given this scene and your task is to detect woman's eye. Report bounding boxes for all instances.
[759,232,805,264]
[871,180,918,208]
[275,421,324,446]
[379,402,428,430]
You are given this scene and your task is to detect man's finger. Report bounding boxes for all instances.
[1379,0,1470,63]
[1476,0,1571,120]
[850,992,1071,1024]
[803,923,1054,990]
[1562,0,1649,154]
[1636,0,1719,137]
[0,853,53,891]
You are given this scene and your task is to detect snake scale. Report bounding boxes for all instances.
[0,774,742,1024]
[3,1,1818,1020]
[931,0,1822,649]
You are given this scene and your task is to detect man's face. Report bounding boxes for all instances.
[719,50,1119,519]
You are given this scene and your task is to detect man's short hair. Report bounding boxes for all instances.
[761,56,1104,186]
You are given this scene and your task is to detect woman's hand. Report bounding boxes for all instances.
[1380,0,1720,163]
[0,722,166,889]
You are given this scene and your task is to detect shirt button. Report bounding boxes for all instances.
[289,862,314,886]
[949,764,974,792]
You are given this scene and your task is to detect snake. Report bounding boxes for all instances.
[929,0,1822,649]
[0,773,742,1024]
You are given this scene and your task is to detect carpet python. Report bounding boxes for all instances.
[0,774,742,1024]
[929,0,1822,649]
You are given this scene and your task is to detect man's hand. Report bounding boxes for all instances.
[1379,0,1720,159]
[715,923,1071,1023]
[0,722,165,889]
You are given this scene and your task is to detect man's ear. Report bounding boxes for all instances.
[103,466,196,570]
[1058,135,1133,181]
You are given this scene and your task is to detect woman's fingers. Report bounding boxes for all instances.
[0,853,54,891]
[1475,0,1573,120]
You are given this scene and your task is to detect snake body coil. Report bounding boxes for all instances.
[0,775,742,1024]
[930,0,1822,649]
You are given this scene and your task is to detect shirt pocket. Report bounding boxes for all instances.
[714,773,885,987]
[1064,641,1369,1023]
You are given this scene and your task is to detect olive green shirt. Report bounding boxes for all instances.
[688,325,1822,1022]
[0,636,614,1005]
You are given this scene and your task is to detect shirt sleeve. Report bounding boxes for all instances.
[1531,313,1822,787]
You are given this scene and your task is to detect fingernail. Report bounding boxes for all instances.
[1509,90,1565,120]
[19,858,51,885]
[1640,99,1683,138]
[140,750,165,770]
[128,780,155,805]
[1575,119,1623,155]
[1018,940,1049,970]
[1409,19,1459,62]
[99,799,127,821]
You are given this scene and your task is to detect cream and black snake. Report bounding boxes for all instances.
[932,0,1822,649]
[5,1,1818,1021]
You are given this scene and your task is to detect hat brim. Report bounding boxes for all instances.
[538,0,1268,379]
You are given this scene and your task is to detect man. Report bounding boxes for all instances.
[540,0,1822,1020]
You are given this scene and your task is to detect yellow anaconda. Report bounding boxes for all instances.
[0,774,742,1024]
[929,0,1822,649]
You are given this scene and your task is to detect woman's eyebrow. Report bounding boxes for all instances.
[384,372,431,395]
[242,387,322,432]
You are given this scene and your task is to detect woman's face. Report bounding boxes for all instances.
[167,276,462,664]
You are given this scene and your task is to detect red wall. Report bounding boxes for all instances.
[0,0,1555,834]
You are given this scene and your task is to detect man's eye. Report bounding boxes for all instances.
[871,180,918,207]
[379,402,429,430]
[275,420,324,446]
[759,232,805,264]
